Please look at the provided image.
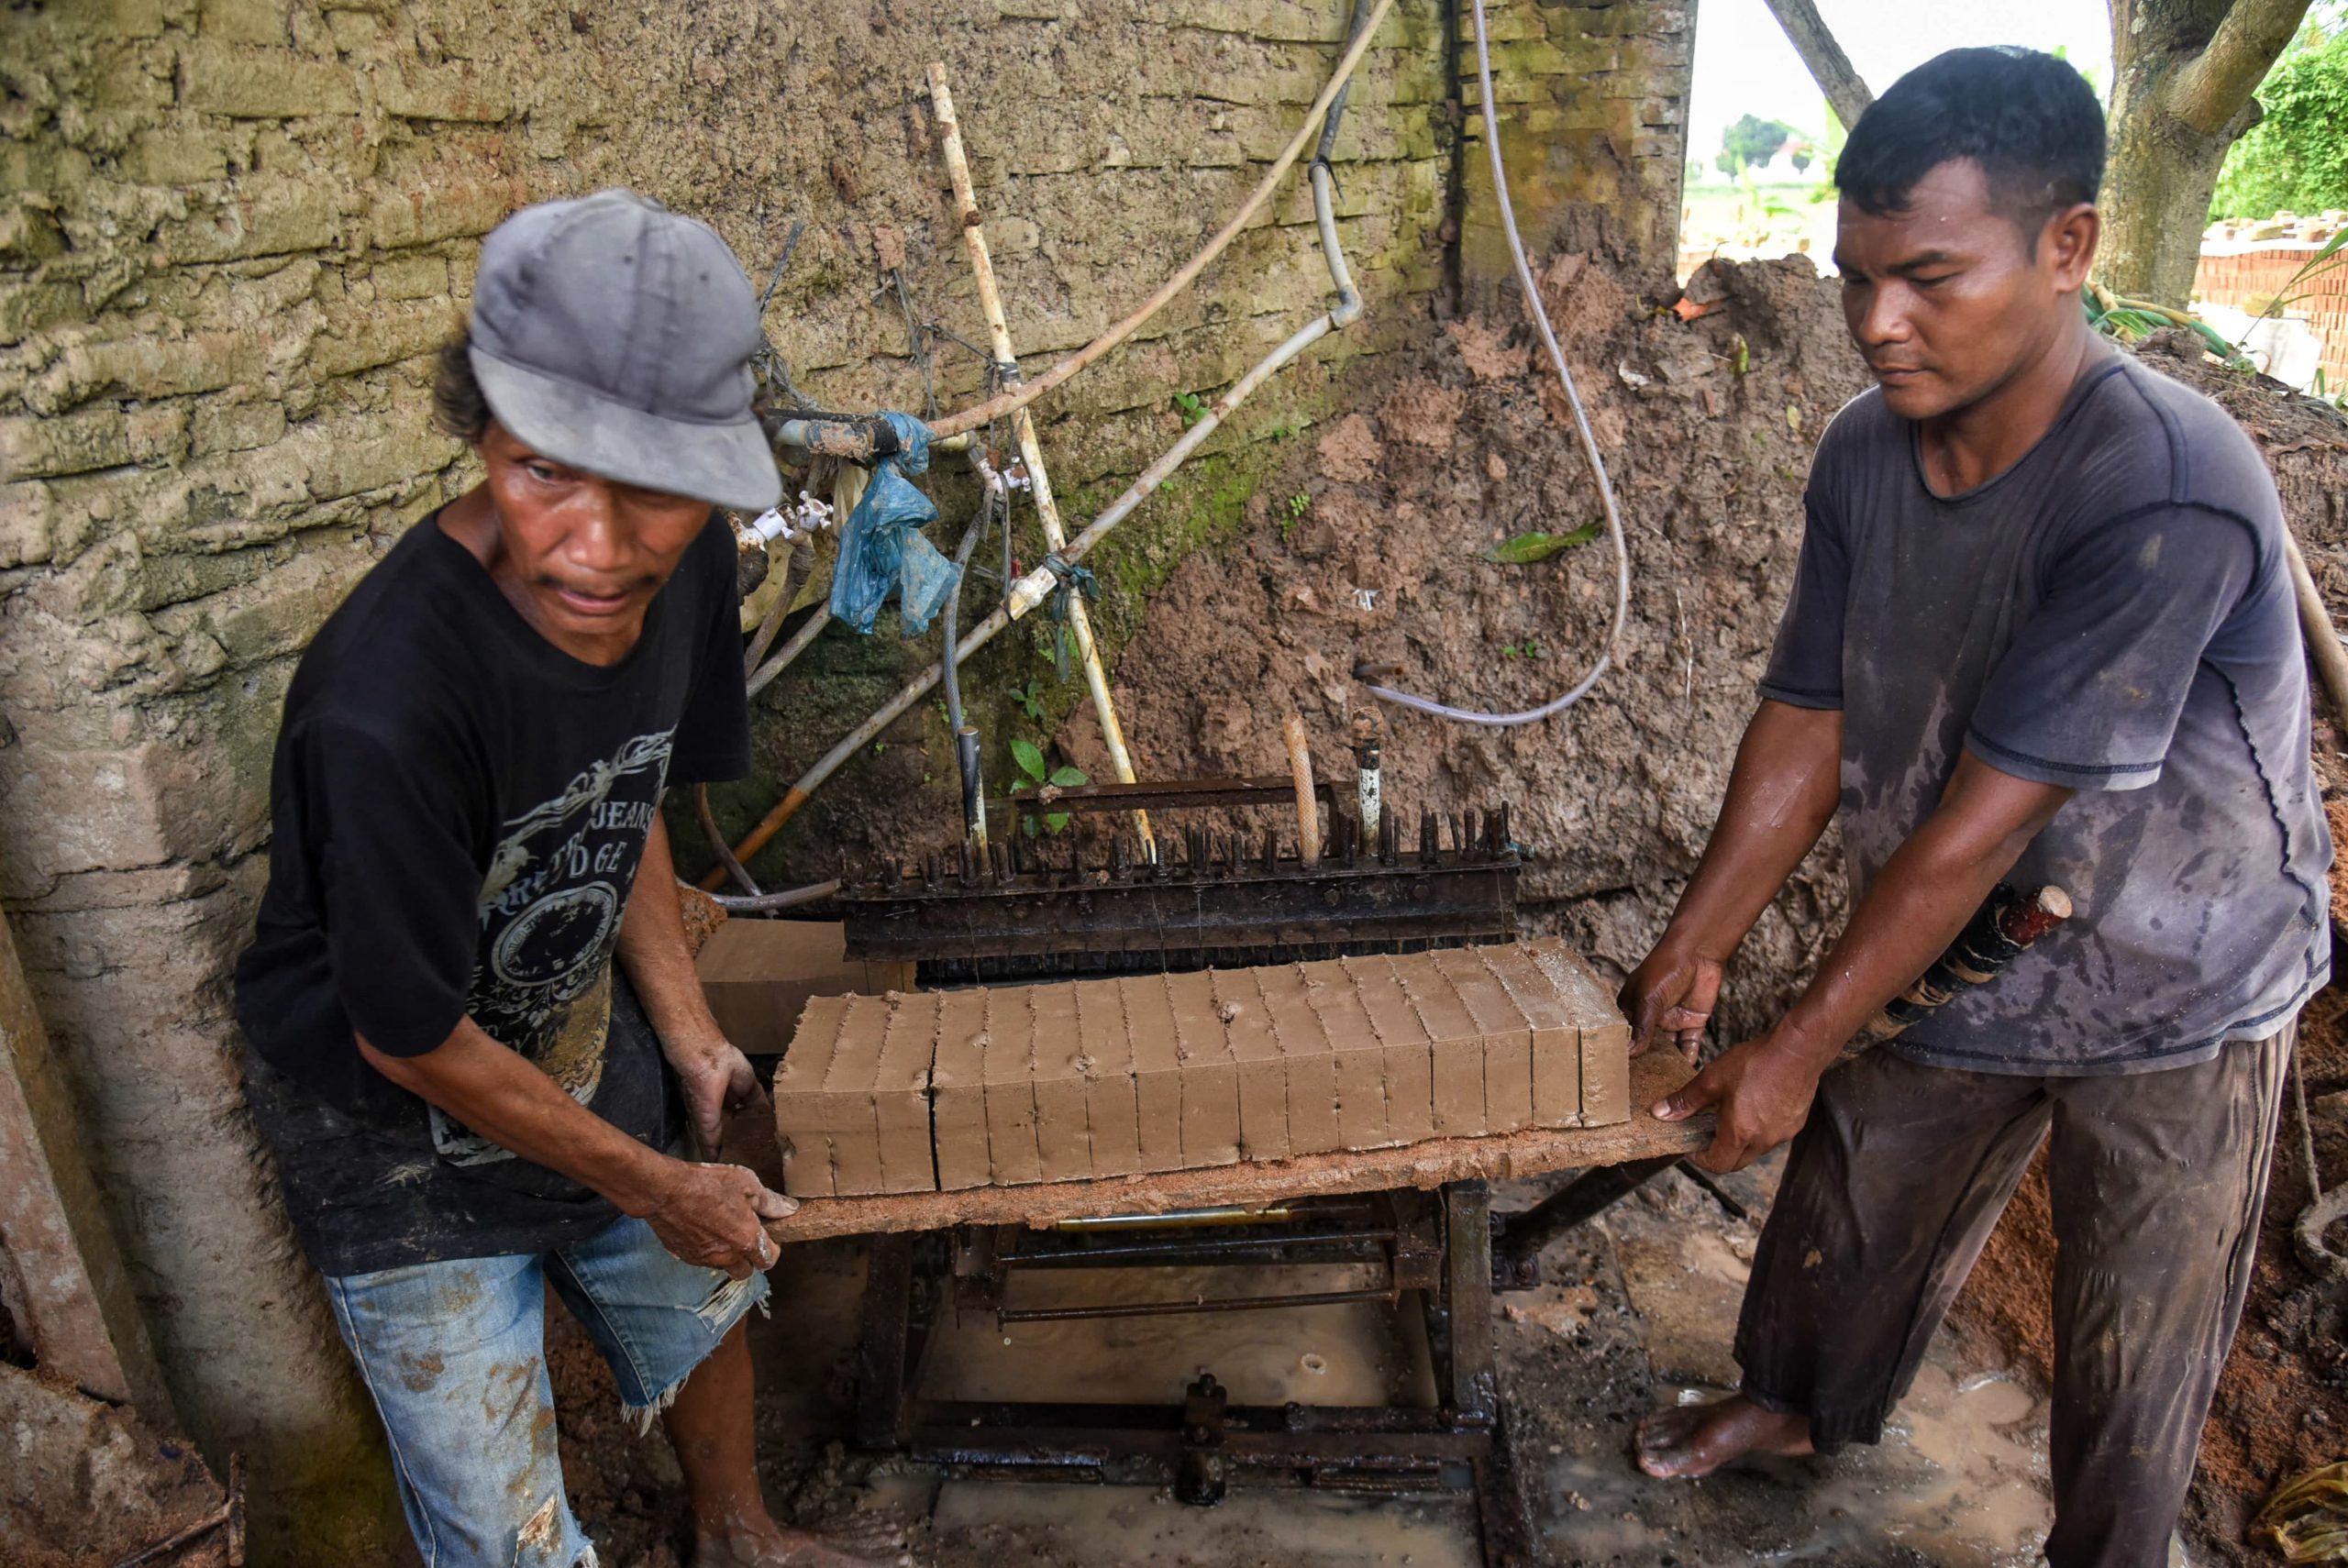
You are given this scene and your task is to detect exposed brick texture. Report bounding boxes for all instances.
[2196,242,2348,389]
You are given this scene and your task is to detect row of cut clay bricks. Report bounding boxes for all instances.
[773,941,1632,1198]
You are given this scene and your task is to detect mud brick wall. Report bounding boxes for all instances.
[0,0,1694,1560]
[774,942,1631,1198]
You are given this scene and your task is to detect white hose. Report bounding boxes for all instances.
[1358,0,1632,728]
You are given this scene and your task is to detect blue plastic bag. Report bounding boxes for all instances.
[828,412,960,636]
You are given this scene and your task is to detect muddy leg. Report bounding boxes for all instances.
[668,1320,904,1568]
[1722,1052,2046,1449]
[2040,1029,2290,1568]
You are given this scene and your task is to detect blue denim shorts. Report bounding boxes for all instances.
[323,1215,770,1568]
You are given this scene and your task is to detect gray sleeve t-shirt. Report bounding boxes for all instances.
[1762,353,2331,1074]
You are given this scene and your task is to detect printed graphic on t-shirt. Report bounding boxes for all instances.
[429,729,674,1165]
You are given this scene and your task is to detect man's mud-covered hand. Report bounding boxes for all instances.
[1652,1036,1822,1174]
[1621,941,1723,1062]
[670,1039,763,1158]
[637,1159,799,1278]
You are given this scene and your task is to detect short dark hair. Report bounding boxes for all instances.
[1834,47,2105,232]
[433,331,493,443]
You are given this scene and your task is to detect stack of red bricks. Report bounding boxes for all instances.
[773,940,1633,1198]
[2194,212,2348,388]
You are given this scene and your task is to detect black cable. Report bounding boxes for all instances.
[1313,0,1378,171]
[940,500,991,736]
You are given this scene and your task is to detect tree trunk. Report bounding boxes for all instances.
[2099,77,2239,303]
[2102,0,2312,305]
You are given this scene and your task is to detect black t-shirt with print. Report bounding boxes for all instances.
[234,510,749,1275]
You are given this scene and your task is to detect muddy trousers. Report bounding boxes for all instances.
[1734,1028,2292,1568]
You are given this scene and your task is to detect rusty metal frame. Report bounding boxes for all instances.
[847,1182,1537,1567]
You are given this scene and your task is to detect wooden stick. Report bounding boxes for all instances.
[2284,529,2348,727]
[928,63,1157,861]
[1282,712,1321,866]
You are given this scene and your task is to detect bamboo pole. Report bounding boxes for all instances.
[928,63,1157,862]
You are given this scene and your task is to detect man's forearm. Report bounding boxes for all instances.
[359,1020,671,1213]
[1662,700,1843,960]
[1768,756,2070,1067]
[618,812,725,1057]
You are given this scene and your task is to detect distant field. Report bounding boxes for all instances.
[1678,178,1840,274]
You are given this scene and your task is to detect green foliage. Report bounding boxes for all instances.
[1007,738,1085,835]
[1007,678,1047,721]
[1499,638,1541,659]
[2212,13,2348,220]
[1716,113,1798,177]
[1173,390,1210,426]
[1484,522,1602,563]
[1280,491,1310,541]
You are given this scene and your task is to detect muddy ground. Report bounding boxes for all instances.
[537,260,2348,1565]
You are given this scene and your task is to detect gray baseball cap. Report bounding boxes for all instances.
[467,188,781,513]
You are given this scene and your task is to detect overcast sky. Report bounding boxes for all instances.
[1687,0,2115,169]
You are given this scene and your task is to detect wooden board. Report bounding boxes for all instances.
[760,1050,1707,1243]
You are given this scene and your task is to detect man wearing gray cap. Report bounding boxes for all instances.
[236,190,892,1568]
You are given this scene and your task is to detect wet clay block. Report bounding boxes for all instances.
[1025,984,1093,1183]
[1073,978,1144,1178]
[772,994,847,1198]
[1523,940,1631,1126]
[1299,957,1395,1154]
[981,987,1044,1187]
[1479,944,1580,1129]
[873,997,937,1194]
[1163,970,1242,1168]
[1390,953,1490,1139]
[1257,966,1343,1156]
[1117,975,1187,1173]
[1208,967,1290,1164]
[929,989,992,1191]
[1434,946,1534,1133]
[818,994,892,1197]
[695,919,915,1055]
[1344,955,1436,1147]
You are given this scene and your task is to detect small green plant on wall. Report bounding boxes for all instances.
[1009,738,1086,835]
[1007,679,1048,722]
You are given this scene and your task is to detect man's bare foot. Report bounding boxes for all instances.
[691,1510,911,1568]
[1634,1394,1813,1479]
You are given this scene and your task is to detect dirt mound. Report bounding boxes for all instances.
[1057,255,1867,1039]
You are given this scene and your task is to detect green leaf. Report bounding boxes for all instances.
[1010,738,1047,783]
[1484,522,1602,563]
[1048,765,1089,788]
[1044,812,1071,834]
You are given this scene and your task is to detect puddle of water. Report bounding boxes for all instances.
[1544,1364,2053,1568]
[1797,1362,2048,1568]
[922,1263,1436,1409]
[931,1479,1482,1567]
